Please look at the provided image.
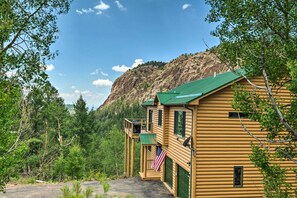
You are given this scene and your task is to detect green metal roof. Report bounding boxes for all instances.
[139,133,157,145]
[142,98,154,106]
[156,92,179,104]
[156,70,244,105]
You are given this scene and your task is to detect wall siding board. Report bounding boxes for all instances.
[195,77,295,197]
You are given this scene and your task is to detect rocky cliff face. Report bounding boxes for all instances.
[101,51,229,107]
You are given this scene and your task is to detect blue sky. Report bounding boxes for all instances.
[46,0,219,108]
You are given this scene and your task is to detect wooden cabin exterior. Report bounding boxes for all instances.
[123,70,295,198]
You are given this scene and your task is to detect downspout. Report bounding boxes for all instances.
[184,104,194,198]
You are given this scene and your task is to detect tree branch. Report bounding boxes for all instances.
[260,36,297,140]
[1,1,47,55]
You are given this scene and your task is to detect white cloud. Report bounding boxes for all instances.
[182,4,191,10]
[92,79,113,87]
[82,8,94,13]
[46,64,55,71]
[131,59,144,68]
[90,69,109,76]
[94,1,110,14]
[112,59,144,73]
[115,1,127,11]
[74,89,80,94]
[112,65,130,72]
[81,90,93,97]
[90,69,99,75]
[76,8,94,15]
[101,71,108,76]
[71,86,76,89]
[76,9,83,15]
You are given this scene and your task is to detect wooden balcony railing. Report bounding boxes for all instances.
[124,118,147,138]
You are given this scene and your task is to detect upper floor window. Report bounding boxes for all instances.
[148,110,153,131]
[174,111,185,137]
[158,110,163,127]
[229,112,248,118]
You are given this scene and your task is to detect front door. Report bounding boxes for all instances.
[177,165,189,198]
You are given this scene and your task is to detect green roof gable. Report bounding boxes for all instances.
[151,70,243,105]
[142,98,154,106]
[139,133,157,145]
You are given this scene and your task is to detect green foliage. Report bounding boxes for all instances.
[1,0,73,85]
[0,80,28,191]
[139,61,167,68]
[99,174,110,194]
[53,155,66,182]
[73,95,93,147]
[58,181,93,198]
[99,127,124,176]
[84,187,94,198]
[60,185,71,198]
[250,145,291,197]
[96,101,145,134]
[65,145,86,180]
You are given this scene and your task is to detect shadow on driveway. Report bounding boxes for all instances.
[0,177,173,198]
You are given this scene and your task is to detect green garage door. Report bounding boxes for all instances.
[164,157,173,188]
[177,165,189,198]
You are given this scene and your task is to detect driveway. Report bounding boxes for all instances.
[0,177,173,198]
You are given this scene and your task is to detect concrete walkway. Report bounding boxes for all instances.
[0,177,173,198]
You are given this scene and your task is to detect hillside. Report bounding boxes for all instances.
[101,51,229,107]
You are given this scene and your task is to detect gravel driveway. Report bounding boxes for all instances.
[0,177,173,198]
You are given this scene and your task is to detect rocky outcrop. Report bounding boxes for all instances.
[101,51,229,108]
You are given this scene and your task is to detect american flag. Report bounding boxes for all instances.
[152,147,166,171]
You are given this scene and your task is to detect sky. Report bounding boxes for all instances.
[46,0,219,108]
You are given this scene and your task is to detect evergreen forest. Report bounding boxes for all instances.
[0,81,145,190]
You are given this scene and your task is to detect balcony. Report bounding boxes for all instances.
[124,118,150,138]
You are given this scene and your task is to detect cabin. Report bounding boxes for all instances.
[123,70,295,197]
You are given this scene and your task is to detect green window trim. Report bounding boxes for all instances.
[158,110,163,127]
[234,166,243,188]
[174,111,186,137]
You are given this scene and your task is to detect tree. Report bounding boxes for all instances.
[1,0,72,85]
[206,0,297,196]
[24,82,72,179]
[65,145,85,180]
[0,80,28,192]
[0,0,73,191]
[73,95,93,147]
[99,127,124,176]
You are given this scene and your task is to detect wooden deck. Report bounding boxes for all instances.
[139,169,161,180]
[124,118,147,138]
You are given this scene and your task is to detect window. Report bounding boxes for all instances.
[234,166,243,187]
[158,110,163,127]
[148,110,153,131]
[229,112,249,118]
[174,111,186,137]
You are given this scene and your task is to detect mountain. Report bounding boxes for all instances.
[101,51,229,108]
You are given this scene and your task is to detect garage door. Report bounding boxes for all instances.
[177,165,189,198]
[164,156,173,188]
